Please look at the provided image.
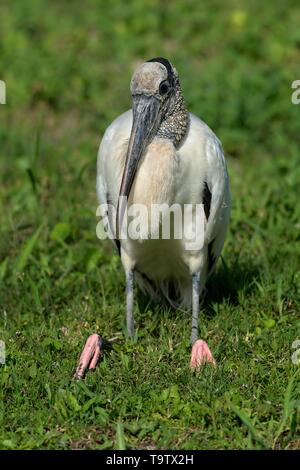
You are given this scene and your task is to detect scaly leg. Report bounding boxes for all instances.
[190,272,216,370]
[126,270,135,338]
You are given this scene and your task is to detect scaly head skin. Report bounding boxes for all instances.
[130,58,189,147]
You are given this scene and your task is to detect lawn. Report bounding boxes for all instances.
[0,0,300,450]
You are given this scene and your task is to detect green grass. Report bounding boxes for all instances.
[0,0,300,450]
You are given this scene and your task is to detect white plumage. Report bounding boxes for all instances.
[97,110,230,308]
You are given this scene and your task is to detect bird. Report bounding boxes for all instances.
[74,57,230,379]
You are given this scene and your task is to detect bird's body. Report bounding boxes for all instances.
[75,58,230,379]
[97,110,230,309]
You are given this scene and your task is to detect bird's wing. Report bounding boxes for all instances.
[96,110,132,251]
[178,113,230,272]
[204,131,231,272]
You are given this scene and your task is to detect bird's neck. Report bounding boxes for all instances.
[157,88,189,148]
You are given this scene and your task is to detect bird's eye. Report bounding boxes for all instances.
[159,80,170,96]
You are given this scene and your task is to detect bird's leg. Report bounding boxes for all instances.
[191,272,200,345]
[126,270,135,338]
[73,270,134,380]
[190,272,216,370]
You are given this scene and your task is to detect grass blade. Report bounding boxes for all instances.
[230,403,267,448]
[14,225,43,274]
[115,422,126,450]
[273,371,299,448]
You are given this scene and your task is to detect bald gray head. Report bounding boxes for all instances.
[130,59,177,100]
[129,58,187,141]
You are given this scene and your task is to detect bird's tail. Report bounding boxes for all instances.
[135,271,193,310]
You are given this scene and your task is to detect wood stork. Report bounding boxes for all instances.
[74,57,230,379]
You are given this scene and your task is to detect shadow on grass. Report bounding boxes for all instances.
[135,256,261,322]
[204,256,260,318]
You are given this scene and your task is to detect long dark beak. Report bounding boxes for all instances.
[116,95,161,238]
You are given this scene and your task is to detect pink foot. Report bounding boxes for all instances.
[190,339,216,370]
[74,334,107,380]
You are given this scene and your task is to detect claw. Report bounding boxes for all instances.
[74,334,111,380]
[190,339,216,370]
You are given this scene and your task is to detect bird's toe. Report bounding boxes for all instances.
[190,339,216,370]
[74,333,103,380]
